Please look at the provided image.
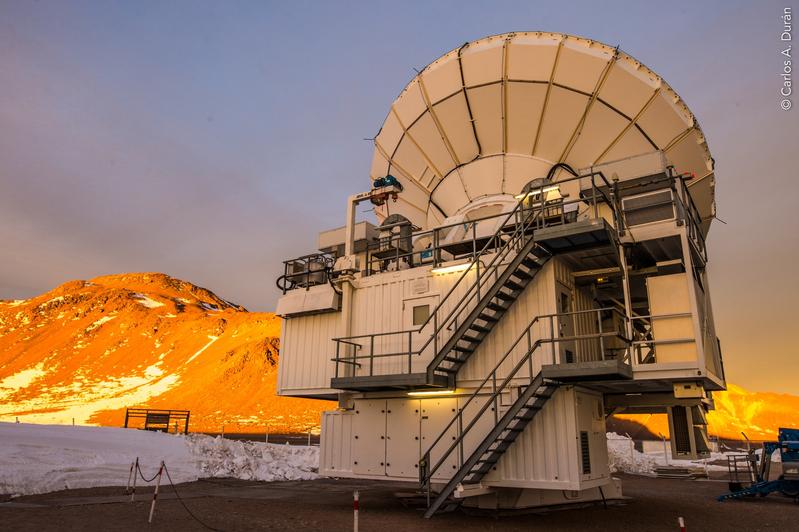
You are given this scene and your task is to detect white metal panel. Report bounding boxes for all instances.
[466,84,503,155]
[457,394,496,469]
[320,410,353,475]
[348,261,488,378]
[352,399,387,476]
[484,387,579,488]
[647,273,697,363]
[534,86,588,161]
[432,93,479,163]
[277,312,340,395]
[581,392,610,482]
[386,399,421,478]
[505,82,547,155]
[421,397,459,481]
[553,39,612,95]
[419,51,460,104]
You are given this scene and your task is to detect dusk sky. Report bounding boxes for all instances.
[1,1,797,394]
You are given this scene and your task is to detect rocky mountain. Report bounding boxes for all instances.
[0,273,331,433]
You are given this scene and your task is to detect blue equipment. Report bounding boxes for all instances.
[717,427,799,502]
[372,174,403,190]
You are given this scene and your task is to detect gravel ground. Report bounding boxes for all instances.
[1,473,797,531]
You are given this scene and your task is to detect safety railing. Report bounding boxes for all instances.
[419,307,630,491]
[671,172,707,262]
[332,170,622,379]
[276,252,336,294]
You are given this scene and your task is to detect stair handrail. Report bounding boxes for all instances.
[420,311,546,488]
[419,307,629,488]
[332,190,545,374]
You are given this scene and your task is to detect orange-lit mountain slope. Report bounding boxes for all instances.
[0,273,332,433]
[2,274,795,440]
[615,383,799,441]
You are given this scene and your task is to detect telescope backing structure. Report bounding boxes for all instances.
[276,32,724,516]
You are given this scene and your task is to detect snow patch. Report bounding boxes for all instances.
[144,364,164,378]
[85,315,116,333]
[0,363,47,400]
[0,372,181,425]
[132,293,165,309]
[199,301,220,312]
[185,335,219,364]
[1,300,26,307]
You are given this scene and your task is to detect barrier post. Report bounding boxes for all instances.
[148,461,165,524]
[678,516,686,531]
[126,461,134,494]
[353,490,359,532]
[130,457,139,502]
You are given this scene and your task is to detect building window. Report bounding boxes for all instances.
[412,304,430,326]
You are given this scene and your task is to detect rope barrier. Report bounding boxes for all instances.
[126,457,222,530]
[136,461,162,483]
[163,463,223,531]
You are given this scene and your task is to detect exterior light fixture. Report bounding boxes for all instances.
[514,185,560,200]
[431,262,472,275]
[407,389,456,397]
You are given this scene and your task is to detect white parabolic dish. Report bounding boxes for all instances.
[369,32,715,234]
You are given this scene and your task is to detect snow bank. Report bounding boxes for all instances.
[0,423,197,496]
[607,432,740,474]
[186,435,318,481]
[0,423,318,497]
[607,433,658,474]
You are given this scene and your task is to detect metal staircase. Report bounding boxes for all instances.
[420,193,552,385]
[419,308,630,518]
[418,310,555,518]
[428,239,550,385]
[331,189,555,388]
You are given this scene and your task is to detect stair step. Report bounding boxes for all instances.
[452,344,474,353]
[485,302,508,313]
[437,367,458,373]
[469,324,490,334]
[461,334,483,344]
[490,441,512,453]
[443,356,465,363]
[512,270,532,281]
[477,312,500,322]
[494,291,516,302]
[503,280,524,291]
[522,258,540,269]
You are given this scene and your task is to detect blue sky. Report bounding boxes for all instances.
[1,1,797,392]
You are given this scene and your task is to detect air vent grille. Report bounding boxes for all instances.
[580,431,591,475]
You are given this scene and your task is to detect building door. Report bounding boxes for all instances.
[403,294,439,372]
[556,282,576,364]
